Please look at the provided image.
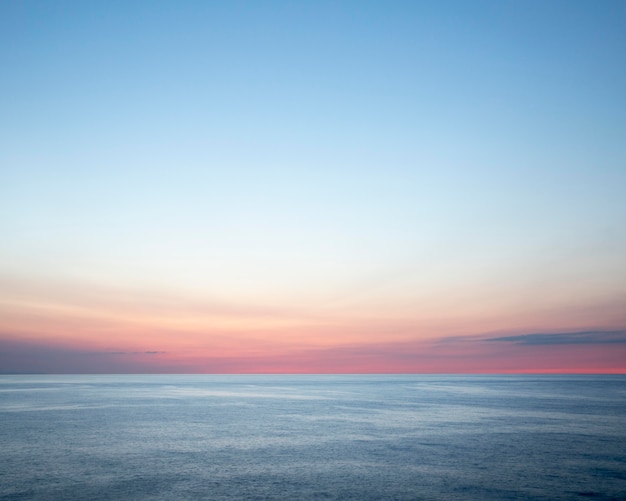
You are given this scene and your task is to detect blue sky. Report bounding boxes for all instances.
[1,0,625,372]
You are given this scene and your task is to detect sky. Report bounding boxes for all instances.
[1,0,625,373]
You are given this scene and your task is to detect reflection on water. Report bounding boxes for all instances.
[1,375,625,500]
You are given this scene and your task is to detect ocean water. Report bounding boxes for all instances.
[0,375,625,500]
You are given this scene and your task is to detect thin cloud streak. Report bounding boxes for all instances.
[485,330,626,345]
[0,338,169,374]
[91,351,167,356]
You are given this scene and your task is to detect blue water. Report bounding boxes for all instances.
[1,375,625,500]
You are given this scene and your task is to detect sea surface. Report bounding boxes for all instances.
[0,375,625,500]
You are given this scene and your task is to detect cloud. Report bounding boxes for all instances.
[0,338,169,373]
[486,330,626,346]
[91,351,166,356]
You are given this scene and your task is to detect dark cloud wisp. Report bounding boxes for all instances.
[486,330,626,346]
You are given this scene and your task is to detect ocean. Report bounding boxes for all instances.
[1,375,625,500]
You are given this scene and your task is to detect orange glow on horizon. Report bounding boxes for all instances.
[1,274,625,374]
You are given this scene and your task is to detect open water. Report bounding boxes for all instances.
[1,375,625,500]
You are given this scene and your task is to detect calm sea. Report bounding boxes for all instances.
[1,375,625,500]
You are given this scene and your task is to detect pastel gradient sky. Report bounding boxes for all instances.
[1,0,625,373]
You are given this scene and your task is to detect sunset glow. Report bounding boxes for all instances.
[1,0,625,373]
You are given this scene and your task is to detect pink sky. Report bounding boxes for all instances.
[1,274,624,373]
